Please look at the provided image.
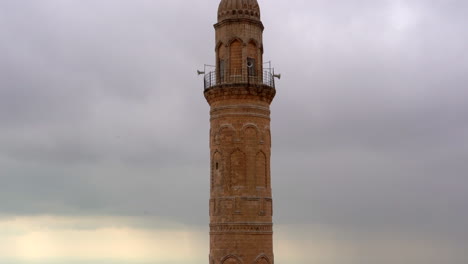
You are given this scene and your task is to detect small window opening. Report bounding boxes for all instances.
[247,57,256,76]
[216,162,219,170]
[219,60,225,82]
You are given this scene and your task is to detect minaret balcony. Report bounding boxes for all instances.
[204,70,276,90]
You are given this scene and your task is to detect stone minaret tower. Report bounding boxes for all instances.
[203,1,276,264]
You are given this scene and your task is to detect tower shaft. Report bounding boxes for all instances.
[204,1,276,264]
[206,89,275,264]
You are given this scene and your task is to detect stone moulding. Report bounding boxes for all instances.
[204,84,276,104]
[220,254,243,264]
[215,18,264,31]
[210,223,273,234]
[210,112,271,121]
[211,104,270,113]
[254,254,272,264]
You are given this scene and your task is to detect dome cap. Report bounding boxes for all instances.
[218,0,261,22]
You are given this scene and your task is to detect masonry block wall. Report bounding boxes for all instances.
[204,1,276,264]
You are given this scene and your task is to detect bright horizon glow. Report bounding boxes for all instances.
[0,215,464,264]
[0,215,206,263]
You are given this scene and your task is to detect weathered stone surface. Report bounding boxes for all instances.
[205,1,275,264]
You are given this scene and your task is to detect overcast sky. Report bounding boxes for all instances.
[0,0,467,264]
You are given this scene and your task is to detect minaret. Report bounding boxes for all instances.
[203,1,276,264]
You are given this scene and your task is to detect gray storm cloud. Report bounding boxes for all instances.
[0,0,467,263]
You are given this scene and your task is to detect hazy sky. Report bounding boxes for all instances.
[0,0,467,263]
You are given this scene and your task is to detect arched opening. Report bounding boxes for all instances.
[247,41,258,78]
[218,43,227,82]
[212,152,223,189]
[230,40,242,80]
[244,126,258,150]
[256,151,267,188]
[256,256,270,264]
[230,150,246,187]
[222,256,242,264]
[264,129,271,147]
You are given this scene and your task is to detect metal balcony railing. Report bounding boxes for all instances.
[204,70,276,90]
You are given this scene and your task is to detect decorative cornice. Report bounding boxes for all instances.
[210,112,270,121]
[210,104,271,121]
[211,104,270,113]
[210,223,273,234]
[204,84,276,105]
[214,18,264,30]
